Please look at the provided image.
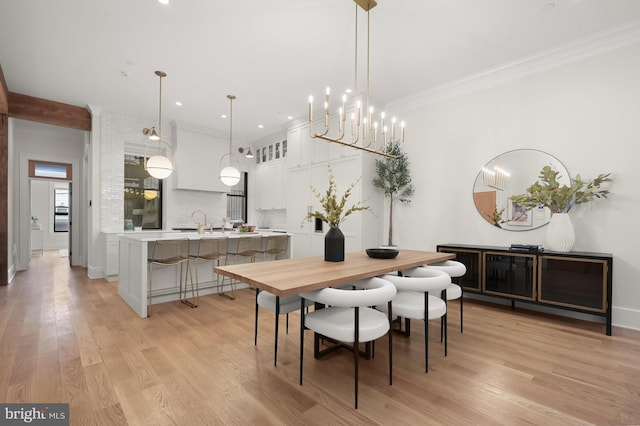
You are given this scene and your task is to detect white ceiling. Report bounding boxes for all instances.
[2,0,640,143]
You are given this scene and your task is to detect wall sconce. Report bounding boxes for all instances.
[238,147,254,158]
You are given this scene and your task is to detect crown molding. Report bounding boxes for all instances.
[387,19,640,114]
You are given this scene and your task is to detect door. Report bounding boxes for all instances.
[68,183,72,267]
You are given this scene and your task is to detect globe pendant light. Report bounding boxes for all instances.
[219,95,241,186]
[144,70,174,179]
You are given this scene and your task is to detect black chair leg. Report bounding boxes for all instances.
[299,298,305,386]
[425,292,429,373]
[444,313,448,357]
[460,291,464,333]
[254,289,259,346]
[354,306,360,409]
[274,296,280,367]
[388,300,393,386]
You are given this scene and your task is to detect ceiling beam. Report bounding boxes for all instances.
[8,92,91,131]
[0,65,8,115]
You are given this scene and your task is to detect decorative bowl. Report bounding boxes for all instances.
[238,225,256,232]
[366,248,399,259]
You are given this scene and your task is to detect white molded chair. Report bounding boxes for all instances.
[299,277,397,409]
[255,290,313,366]
[380,269,450,372]
[424,260,467,334]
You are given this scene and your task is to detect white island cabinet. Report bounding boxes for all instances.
[118,231,291,318]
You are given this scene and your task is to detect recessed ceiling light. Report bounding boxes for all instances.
[258,124,264,129]
[158,0,169,5]
[175,101,182,106]
[221,114,227,119]
[287,115,293,120]
[345,88,353,94]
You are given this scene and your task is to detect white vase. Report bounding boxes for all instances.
[546,213,575,252]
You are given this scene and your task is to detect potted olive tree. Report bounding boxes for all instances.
[372,141,414,247]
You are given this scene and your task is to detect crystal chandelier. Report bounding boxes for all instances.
[307,0,405,159]
[143,70,174,179]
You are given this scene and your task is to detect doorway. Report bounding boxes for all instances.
[30,180,70,258]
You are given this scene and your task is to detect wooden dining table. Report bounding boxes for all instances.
[214,249,455,296]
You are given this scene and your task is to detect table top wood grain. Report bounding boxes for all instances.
[214,250,455,296]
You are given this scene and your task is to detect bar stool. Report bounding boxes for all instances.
[189,236,229,307]
[260,234,288,260]
[147,238,191,316]
[221,235,263,299]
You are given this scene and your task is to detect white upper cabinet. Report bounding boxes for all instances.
[173,121,230,192]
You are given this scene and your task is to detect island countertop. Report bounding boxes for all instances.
[118,230,291,242]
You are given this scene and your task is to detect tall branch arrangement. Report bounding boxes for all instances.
[372,141,414,246]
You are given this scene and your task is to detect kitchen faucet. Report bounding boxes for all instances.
[191,209,207,231]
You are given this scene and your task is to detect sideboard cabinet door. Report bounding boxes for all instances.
[483,251,537,301]
[538,255,608,312]
[437,247,482,292]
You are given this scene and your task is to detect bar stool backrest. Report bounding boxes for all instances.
[233,236,263,258]
[193,237,228,261]
[149,239,190,265]
[262,235,288,257]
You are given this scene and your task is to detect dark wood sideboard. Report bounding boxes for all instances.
[436,244,613,335]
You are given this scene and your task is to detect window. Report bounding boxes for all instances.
[53,186,69,232]
[227,172,247,224]
[124,155,162,229]
[29,160,72,180]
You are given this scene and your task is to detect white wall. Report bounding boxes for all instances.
[391,42,640,330]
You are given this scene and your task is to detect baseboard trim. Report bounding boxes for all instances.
[611,306,640,332]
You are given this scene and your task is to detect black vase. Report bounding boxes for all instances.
[325,226,345,262]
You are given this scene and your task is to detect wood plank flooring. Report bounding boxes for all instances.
[1,251,639,425]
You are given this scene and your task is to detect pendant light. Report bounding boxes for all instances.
[144,70,174,179]
[219,95,241,186]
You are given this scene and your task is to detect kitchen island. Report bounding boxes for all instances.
[118,230,291,318]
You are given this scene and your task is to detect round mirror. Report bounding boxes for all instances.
[473,149,570,231]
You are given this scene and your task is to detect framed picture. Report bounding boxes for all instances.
[507,200,532,226]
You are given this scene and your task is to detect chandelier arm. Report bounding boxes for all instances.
[309,117,330,138]
[313,133,398,158]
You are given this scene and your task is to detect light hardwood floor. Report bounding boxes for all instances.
[1,251,639,425]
